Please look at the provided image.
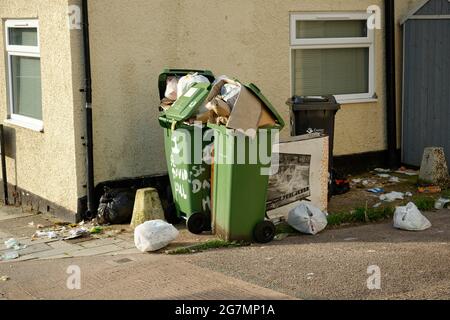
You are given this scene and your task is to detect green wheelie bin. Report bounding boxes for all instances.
[208,83,285,243]
[158,69,215,234]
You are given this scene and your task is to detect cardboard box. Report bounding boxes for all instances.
[205,79,273,138]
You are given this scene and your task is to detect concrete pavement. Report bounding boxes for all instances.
[1,205,450,299]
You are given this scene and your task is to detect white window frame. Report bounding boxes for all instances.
[4,19,43,132]
[290,12,375,103]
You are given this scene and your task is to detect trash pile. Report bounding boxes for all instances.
[161,74,277,137]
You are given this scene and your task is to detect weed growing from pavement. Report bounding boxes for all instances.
[166,239,249,255]
[412,195,436,211]
[327,206,396,226]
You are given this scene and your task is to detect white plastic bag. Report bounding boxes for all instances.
[134,220,179,252]
[393,202,431,231]
[220,83,241,109]
[287,201,328,235]
[165,76,178,101]
[177,73,211,99]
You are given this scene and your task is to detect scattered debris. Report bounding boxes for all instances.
[389,176,401,183]
[344,237,358,241]
[89,226,103,234]
[373,202,382,208]
[395,166,419,176]
[380,191,405,202]
[405,192,413,197]
[64,228,89,240]
[377,174,391,179]
[0,251,19,261]
[4,239,27,251]
[368,188,384,194]
[374,168,391,173]
[435,198,450,210]
[418,186,442,194]
[0,275,9,281]
[394,202,432,231]
[32,231,58,240]
[287,201,328,235]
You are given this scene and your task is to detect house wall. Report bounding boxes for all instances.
[87,0,425,187]
[0,0,81,214]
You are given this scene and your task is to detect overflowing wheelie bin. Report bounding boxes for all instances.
[158,69,215,234]
[207,81,285,243]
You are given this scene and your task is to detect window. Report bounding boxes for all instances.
[290,13,375,103]
[5,20,43,131]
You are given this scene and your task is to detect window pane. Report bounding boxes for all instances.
[11,56,42,120]
[293,48,369,96]
[296,20,367,39]
[8,28,38,46]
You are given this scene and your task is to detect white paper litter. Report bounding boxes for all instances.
[380,191,405,202]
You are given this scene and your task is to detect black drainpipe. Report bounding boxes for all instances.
[81,0,95,218]
[385,0,399,169]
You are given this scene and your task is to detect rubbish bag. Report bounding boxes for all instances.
[97,187,136,225]
[220,83,241,109]
[134,220,179,252]
[393,202,432,231]
[177,73,211,99]
[164,76,179,101]
[287,201,328,235]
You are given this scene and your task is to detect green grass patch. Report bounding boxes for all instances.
[275,222,298,235]
[412,195,436,211]
[166,240,248,255]
[441,189,450,198]
[327,206,395,227]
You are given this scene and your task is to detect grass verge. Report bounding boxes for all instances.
[166,239,249,255]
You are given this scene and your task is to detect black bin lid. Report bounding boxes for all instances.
[287,95,341,111]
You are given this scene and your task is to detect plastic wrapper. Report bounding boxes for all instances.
[393,202,432,231]
[287,201,328,235]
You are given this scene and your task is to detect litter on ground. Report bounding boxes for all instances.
[394,202,432,231]
[435,198,450,210]
[287,201,328,235]
[4,238,27,251]
[380,191,405,202]
[418,186,442,194]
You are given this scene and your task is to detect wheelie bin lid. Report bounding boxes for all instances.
[164,82,211,122]
[158,68,215,100]
[286,95,341,112]
[245,83,285,129]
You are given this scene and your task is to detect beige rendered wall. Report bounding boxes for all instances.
[87,0,424,187]
[0,0,81,212]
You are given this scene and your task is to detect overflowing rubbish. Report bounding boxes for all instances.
[380,191,405,202]
[418,186,442,194]
[177,73,211,99]
[97,187,137,225]
[134,220,179,252]
[4,238,26,251]
[435,198,450,210]
[287,201,328,235]
[164,76,178,101]
[0,251,19,261]
[394,202,432,231]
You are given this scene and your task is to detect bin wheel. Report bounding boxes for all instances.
[254,221,276,244]
[165,203,181,225]
[187,213,206,235]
